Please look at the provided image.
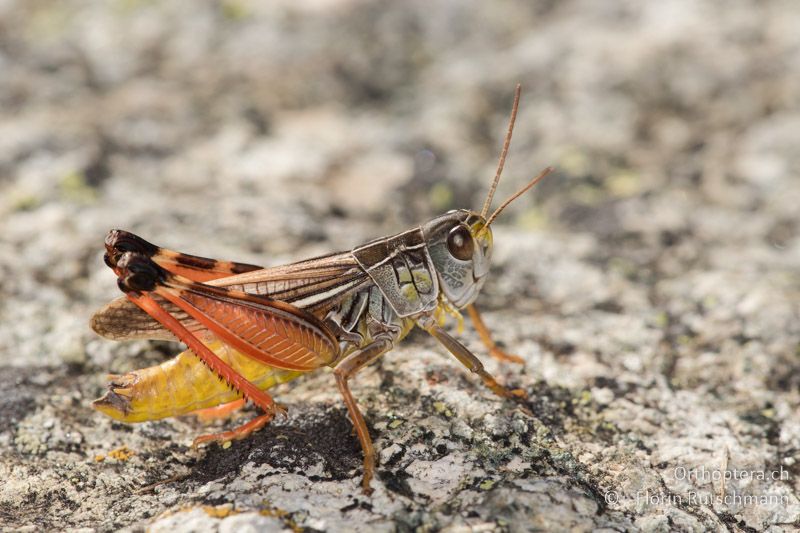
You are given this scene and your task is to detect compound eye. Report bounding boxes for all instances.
[446,225,474,261]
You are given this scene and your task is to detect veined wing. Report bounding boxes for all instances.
[91,250,369,342]
[91,295,199,342]
[112,253,341,371]
[222,251,368,311]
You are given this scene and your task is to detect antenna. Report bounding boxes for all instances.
[480,84,521,219]
[484,166,554,227]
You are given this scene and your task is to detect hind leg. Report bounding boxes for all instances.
[191,398,247,422]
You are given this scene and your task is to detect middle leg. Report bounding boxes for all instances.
[333,336,394,495]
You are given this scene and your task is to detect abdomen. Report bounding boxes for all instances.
[93,340,302,423]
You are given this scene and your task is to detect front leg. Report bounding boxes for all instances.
[466,304,524,364]
[417,315,526,400]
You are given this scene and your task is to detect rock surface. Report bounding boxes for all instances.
[1,0,799,531]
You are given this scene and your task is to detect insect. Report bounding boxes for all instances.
[91,85,553,494]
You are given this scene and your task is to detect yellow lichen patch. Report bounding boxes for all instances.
[388,418,405,429]
[107,445,135,462]
[203,504,237,519]
[429,182,453,211]
[479,478,497,491]
[260,506,301,533]
[577,390,593,406]
[60,171,98,203]
[259,507,288,519]
[517,207,548,230]
[221,0,250,21]
[559,147,590,176]
[7,188,41,212]
[432,401,454,418]
[94,454,105,463]
[150,504,237,526]
[606,170,642,197]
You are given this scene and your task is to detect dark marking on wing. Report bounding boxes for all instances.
[91,250,369,342]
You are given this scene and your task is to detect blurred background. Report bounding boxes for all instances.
[1,0,799,529]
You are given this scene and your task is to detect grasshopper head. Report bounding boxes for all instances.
[422,167,553,309]
[423,210,493,309]
[422,86,553,309]
[422,85,553,308]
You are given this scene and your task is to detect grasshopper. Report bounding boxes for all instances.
[91,85,553,494]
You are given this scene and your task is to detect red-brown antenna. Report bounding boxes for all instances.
[485,166,554,227]
[480,84,521,219]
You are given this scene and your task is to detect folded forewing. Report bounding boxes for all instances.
[91,295,203,342]
[91,249,369,342]
[154,273,341,371]
[104,229,263,282]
